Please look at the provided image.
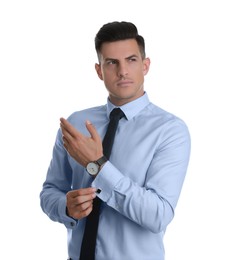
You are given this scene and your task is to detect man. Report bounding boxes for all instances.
[40,21,191,260]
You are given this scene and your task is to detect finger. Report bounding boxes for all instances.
[60,127,71,152]
[74,204,93,220]
[67,200,93,219]
[60,127,72,143]
[67,187,97,198]
[75,192,97,205]
[77,200,94,212]
[62,141,69,152]
[62,133,74,148]
[86,120,101,142]
[60,121,73,144]
[77,187,97,196]
[68,195,94,211]
[60,117,83,139]
[60,119,76,138]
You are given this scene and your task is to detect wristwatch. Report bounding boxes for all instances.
[86,156,107,176]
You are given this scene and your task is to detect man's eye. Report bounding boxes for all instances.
[107,60,117,65]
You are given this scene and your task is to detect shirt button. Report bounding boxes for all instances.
[70,222,75,227]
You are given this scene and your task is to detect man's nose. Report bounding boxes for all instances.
[117,63,128,78]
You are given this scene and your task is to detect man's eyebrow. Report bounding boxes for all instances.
[104,57,118,62]
[126,54,139,59]
[104,54,139,61]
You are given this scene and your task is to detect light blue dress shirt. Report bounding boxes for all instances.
[40,92,191,260]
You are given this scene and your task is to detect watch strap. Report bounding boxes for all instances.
[96,156,108,167]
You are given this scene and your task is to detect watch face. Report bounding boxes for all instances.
[86,162,99,175]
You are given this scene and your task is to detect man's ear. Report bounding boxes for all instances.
[95,63,103,80]
[143,58,151,76]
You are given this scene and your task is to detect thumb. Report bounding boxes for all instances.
[86,120,101,142]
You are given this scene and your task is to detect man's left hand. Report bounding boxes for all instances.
[60,118,103,167]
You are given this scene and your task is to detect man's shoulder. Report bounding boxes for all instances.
[69,105,106,117]
[66,105,107,127]
[146,102,179,120]
[146,102,189,130]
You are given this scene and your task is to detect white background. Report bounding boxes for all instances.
[0,0,234,259]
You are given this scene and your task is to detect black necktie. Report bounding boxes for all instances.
[80,108,125,260]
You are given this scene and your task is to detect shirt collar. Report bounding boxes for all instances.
[106,92,150,120]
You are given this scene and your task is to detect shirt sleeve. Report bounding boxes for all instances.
[92,120,191,234]
[40,129,78,229]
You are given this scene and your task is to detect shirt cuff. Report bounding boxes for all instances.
[58,195,78,229]
[91,161,124,202]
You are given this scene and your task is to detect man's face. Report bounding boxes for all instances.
[95,39,150,106]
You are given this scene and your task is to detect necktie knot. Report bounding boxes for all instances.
[110,108,125,120]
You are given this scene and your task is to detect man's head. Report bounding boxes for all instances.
[95,21,146,62]
[94,21,150,106]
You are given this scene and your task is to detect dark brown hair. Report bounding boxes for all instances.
[95,21,146,60]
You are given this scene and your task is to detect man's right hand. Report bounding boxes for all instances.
[66,187,97,219]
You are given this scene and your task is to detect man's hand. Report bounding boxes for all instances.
[60,118,103,167]
[66,188,97,219]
